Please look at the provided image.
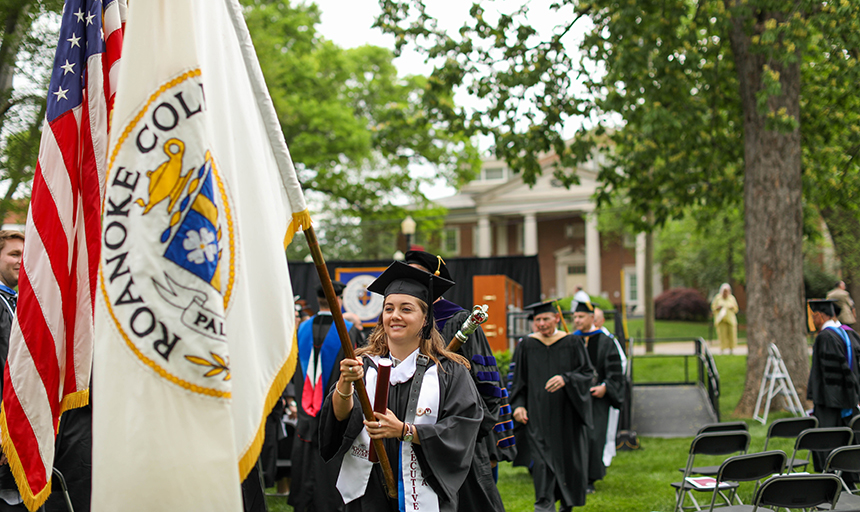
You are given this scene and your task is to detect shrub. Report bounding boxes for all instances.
[654,288,710,321]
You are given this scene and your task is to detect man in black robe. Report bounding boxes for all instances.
[807,298,860,473]
[511,300,595,512]
[571,300,624,494]
[287,282,362,512]
[405,250,511,512]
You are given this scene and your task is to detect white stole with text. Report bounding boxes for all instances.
[337,351,441,511]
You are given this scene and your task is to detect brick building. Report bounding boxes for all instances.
[434,156,662,311]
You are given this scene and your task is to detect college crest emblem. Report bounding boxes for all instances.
[101,69,235,396]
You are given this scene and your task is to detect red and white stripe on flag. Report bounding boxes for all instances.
[0,1,125,509]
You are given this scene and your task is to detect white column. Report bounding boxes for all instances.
[496,222,509,256]
[586,215,601,296]
[635,232,646,311]
[523,212,538,256]
[477,215,492,257]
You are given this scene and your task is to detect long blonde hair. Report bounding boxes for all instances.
[357,298,470,371]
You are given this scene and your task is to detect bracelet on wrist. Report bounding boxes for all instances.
[335,384,353,400]
[400,422,407,440]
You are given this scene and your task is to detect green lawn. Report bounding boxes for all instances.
[622,318,748,342]
[267,354,783,512]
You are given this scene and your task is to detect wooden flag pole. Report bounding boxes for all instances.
[303,225,398,498]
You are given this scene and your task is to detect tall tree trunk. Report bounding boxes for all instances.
[726,3,809,416]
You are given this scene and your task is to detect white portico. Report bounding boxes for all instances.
[433,155,652,305]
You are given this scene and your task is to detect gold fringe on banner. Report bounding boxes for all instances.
[0,405,52,511]
[284,209,312,249]
[60,388,90,416]
[237,329,299,481]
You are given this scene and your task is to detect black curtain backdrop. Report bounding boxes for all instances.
[288,255,541,312]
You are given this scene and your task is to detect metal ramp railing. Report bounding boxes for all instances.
[629,337,722,436]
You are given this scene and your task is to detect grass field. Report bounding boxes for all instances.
[622,318,748,342]
[266,353,776,512]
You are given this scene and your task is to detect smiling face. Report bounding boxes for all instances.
[573,311,594,333]
[0,238,23,289]
[533,312,559,337]
[382,293,426,347]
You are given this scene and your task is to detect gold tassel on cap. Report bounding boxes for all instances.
[434,255,446,276]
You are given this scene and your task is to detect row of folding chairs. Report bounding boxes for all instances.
[673,417,860,512]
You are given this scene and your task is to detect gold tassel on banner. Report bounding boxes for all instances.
[284,209,312,248]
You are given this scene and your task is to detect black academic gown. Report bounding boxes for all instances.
[438,305,507,512]
[807,325,860,471]
[288,314,361,512]
[0,288,22,508]
[582,331,625,483]
[319,356,483,512]
[510,334,595,511]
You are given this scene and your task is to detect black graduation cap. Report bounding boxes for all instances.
[573,300,595,314]
[524,300,558,316]
[807,299,841,318]
[405,250,453,282]
[316,280,346,298]
[367,261,455,339]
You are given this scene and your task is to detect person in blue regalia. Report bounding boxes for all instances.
[286,281,363,512]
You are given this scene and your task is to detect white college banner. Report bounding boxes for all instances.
[93,0,307,509]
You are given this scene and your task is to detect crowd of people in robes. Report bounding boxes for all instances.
[259,250,636,512]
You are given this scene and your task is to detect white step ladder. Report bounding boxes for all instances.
[753,343,806,424]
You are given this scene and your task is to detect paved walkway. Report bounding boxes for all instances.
[630,339,748,356]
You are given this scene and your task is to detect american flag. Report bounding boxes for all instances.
[0,0,124,509]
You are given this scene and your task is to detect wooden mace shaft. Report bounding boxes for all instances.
[303,226,398,499]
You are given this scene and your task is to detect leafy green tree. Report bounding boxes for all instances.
[657,207,745,297]
[375,0,860,415]
[0,0,61,226]
[242,0,478,260]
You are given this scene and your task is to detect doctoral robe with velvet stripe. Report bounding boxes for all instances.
[439,305,508,512]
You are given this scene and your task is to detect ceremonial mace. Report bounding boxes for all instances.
[447,305,489,352]
[304,226,398,498]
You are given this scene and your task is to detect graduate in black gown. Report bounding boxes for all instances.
[807,298,860,473]
[405,250,511,512]
[511,301,595,512]
[571,300,624,494]
[319,262,483,512]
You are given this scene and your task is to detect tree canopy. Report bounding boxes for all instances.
[242,0,479,260]
[0,0,62,225]
[375,0,860,414]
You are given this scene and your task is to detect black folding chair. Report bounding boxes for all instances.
[824,445,860,511]
[49,468,74,512]
[704,450,786,512]
[701,473,842,512]
[672,430,750,512]
[763,417,819,471]
[787,427,854,474]
[699,422,750,435]
[756,473,842,511]
[680,422,752,477]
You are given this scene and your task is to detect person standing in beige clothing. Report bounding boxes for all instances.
[826,281,856,327]
[711,283,739,354]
